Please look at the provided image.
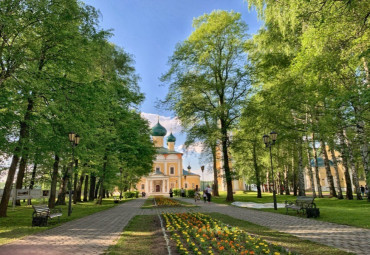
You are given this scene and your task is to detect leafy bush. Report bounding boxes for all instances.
[135,191,139,198]
[173,188,180,197]
[186,189,195,198]
[124,191,136,198]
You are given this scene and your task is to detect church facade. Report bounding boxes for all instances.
[136,121,200,195]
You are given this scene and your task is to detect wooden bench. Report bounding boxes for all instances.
[32,205,62,226]
[285,196,316,216]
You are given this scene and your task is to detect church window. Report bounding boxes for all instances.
[185,183,188,188]
[170,167,174,174]
[141,184,145,190]
[156,167,160,172]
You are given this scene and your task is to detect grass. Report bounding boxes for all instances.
[0,197,133,246]
[212,191,370,229]
[105,215,175,255]
[209,212,353,255]
[141,196,196,209]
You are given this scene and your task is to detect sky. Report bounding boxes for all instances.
[82,0,263,180]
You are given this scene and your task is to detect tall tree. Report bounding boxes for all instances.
[162,11,250,201]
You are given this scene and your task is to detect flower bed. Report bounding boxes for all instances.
[163,213,293,255]
[154,196,181,207]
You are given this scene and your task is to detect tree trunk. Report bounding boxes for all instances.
[211,144,219,196]
[76,173,84,202]
[320,140,337,197]
[56,167,69,205]
[0,97,33,217]
[15,155,28,206]
[48,154,60,208]
[312,133,323,198]
[345,135,362,200]
[95,178,101,199]
[83,175,89,202]
[305,136,316,197]
[97,155,108,205]
[220,121,233,202]
[278,172,284,195]
[330,146,344,199]
[339,130,353,200]
[284,165,290,195]
[292,152,298,196]
[297,138,305,196]
[266,171,270,193]
[28,162,38,205]
[73,160,78,204]
[252,142,262,198]
[105,190,109,198]
[89,174,96,201]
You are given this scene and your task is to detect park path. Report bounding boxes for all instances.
[1,197,369,255]
[170,197,370,255]
[0,198,145,255]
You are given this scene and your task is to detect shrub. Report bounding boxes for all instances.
[124,191,135,198]
[135,191,139,198]
[173,188,180,197]
[186,189,195,198]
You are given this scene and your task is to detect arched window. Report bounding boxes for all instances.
[170,167,175,174]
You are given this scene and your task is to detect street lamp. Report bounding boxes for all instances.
[68,132,80,216]
[263,131,278,210]
[201,165,205,190]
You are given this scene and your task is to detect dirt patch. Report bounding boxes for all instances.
[151,215,179,255]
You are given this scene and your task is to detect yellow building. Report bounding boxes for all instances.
[136,120,200,195]
[305,146,366,192]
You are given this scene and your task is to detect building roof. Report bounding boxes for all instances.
[310,157,334,167]
[151,121,167,136]
[167,132,176,142]
[156,147,182,154]
[182,169,200,176]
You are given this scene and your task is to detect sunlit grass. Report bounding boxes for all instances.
[0,198,133,245]
[212,191,370,229]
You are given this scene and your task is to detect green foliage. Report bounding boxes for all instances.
[0,0,156,216]
[186,189,195,198]
[173,188,180,197]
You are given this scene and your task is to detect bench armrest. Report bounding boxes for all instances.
[50,208,62,214]
[285,200,294,206]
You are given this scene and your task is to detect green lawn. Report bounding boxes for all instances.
[212,191,370,229]
[209,213,353,255]
[0,198,133,246]
[105,215,174,255]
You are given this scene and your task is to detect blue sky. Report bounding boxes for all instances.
[83,0,263,180]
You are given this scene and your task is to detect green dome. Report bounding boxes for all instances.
[151,121,167,136]
[167,132,176,142]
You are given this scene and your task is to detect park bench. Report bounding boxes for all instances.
[32,205,62,227]
[285,196,319,217]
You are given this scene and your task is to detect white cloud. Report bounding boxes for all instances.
[176,142,204,154]
[141,112,182,134]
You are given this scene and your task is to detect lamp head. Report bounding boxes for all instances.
[74,134,80,145]
[263,134,269,146]
[69,132,75,143]
[201,165,204,172]
[270,131,277,143]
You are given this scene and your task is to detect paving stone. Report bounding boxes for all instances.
[174,197,370,255]
[0,198,145,255]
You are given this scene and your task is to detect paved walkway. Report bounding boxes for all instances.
[172,197,370,255]
[1,197,369,254]
[0,198,145,255]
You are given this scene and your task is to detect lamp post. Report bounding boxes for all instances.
[201,165,205,190]
[263,131,278,210]
[68,132,80,216]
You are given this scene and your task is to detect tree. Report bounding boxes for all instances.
[162,11,250,201]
